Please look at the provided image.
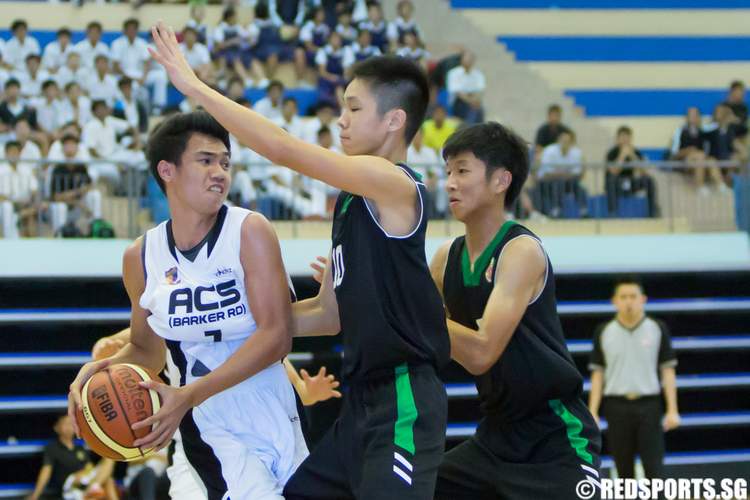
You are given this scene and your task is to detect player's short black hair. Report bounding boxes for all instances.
[350,55,429,144]
[442,122,529,209]
[146,111,231,194]
[11,19,27,32]
[613,275,644,295]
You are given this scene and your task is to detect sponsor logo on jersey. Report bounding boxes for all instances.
[167,279,245,328]
[215,267,232,278]
[485,257,495,283]
[165,266,180,285]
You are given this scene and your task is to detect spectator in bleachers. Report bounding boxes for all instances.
[336,9,358,45]
[269,0,309,30]
[49,134,103,235]
[42,28,74,75]
[395,32,429,69]
[722,80,748,139]
[0,38,5,70]
[537,130,586,218]
[387,0,422,49]
[0,79,37,134]
[0,140,38,238]
[11,118,43,174]
[248,2,290,81]
[253,80,285,122]
[421,104,458,153]
[82,99,143,188]
[48,122,89,165]
[54,52,85,91]
[316,31,347,104]
[670,107,724,195]
[84,54,119,107]
[113,77,149,134]
[0,52,8,92]
[213,7,255,86]
[343,29,381,76]
[705,103,749,181]
[4,19,40,72]
[296,7,331,86]
[181,26,213,85]
[303,101,341,146]
[59,82,92,129]
[588,277,680,480]
[407,128,445,217]
[73,22,109,71]
[14,54,49,100]
[186,2,209,45]
[605,126,657,217]
[359,2,389,54]
[27,415,117,500]
[447,50,485,125]
[225,75,247,102]
[534,104,572,160]
[274,96,305,139]
[111,18,169,113]
[35,80,65,138]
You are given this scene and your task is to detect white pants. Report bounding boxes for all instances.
[266,176,327,218]
[0,201,19,238]
[134,69,168,109]
[49,189,102,233]
[167,431,207,500]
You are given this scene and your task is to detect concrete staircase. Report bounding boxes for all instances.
[383,0,612,160]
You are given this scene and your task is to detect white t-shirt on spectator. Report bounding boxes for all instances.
[395,46,429,62]
[55,66,88,90]
[336,24,358,43]
[84,73,119,106]
[73,39,110,70]
[14,140,43,176]
[59,96,92,128]
[0,162,39,203]
[253,97,283,122]
[273,115,305,139]
[83,116,131,157]
[303,118,341,147]
[33,98,66,134]
[4,36,41,71]
[539,144,583,177]
[386,17,421,42]
[0,68,9,93]
[42,41,75,72]
[48,141,91,162]
[13,69,51,99]
[299,21,330,45]
[315,45,345,69]
[342,43,381,69]
[407,144,440,178]
[180,42,211,70]
[213,23,248,45]
[110,36,151,80]
[115,96,141,131]
[446,65,486,100]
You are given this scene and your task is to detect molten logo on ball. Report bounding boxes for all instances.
[114,365,150,422]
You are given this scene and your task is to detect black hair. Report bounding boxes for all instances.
[616,125,632,136]
[442,122,529,209]
[222,7,236,22]
[283,96,298,106]
[613,275,644,295]
[94,54,108,64]
[42,79,58,91]
[123,18,139,30]
[57,27,72,38]
[350,55,429,144]
[5,78,20,89]
[266,80,284,92]
[4,141,21,152]
[548,104,561,114]
[235,97,251,107]
[64,81,79,92]
[86,21,103,32]
[91,99,107,113]
[255,1,270,19]
[146,111,231,194]
[730,80,745,91]
[118,76,133,89]
[25,53,40,63]
[61,133,79,144]
[183,25,198,36]
[11,19,27,32]
[317,125,332,137]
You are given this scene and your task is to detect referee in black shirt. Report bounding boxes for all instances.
[588,277,680,479]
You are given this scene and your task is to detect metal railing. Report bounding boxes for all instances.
[0,158,748,238]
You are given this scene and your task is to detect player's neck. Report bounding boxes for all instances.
[464,208,507,262]
[169,204,220,251]
[59,436,74,449]
[616,312,645,329]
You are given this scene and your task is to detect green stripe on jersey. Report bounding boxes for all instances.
[394,363,418,454]
[548,399,594,465]
[339,194,354,216]
[461,220,517,287]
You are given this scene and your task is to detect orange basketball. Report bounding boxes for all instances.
[75,363,161,462]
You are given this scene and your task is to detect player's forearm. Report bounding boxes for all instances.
[660,366,679,413]
[187,326,291,407]
[588,370,603,415]
[447,319,492,375]
[30,465,52,499]
[105,340,165,375]
[292,300,340,337]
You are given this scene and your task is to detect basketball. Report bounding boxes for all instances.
[75,363,161,462]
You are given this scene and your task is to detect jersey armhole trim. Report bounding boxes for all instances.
[493,234,548,306]
[141,232,148,284]
[362,166,425,240]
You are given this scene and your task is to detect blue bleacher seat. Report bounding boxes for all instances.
[616,196,649,218]
[146,176,169,224]
[587,194,609,218]
[561,194,580,219]
[734,174,750,232]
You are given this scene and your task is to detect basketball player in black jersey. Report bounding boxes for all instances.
[149,24,449,499]
[429,123,601,499]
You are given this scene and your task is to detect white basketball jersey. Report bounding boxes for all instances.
[140,205,259,385]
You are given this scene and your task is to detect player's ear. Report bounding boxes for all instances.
[385,108,407,134]
[157,160,176,185]
[491,168,512,195]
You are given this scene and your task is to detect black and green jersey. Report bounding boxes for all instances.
[331,164,450,380]
[443,221,583,423]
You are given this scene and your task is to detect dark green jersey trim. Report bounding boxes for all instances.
[548,399,594,465]
[394,363,418,454]
[461,220,517,287]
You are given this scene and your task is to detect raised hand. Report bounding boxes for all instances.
[148,21,204,98]
[299,366,341,405]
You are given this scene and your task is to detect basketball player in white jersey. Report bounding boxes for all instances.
[68,111,308,499]
[91,328,341,499]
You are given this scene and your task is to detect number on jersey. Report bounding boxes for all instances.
[332,245,345,288]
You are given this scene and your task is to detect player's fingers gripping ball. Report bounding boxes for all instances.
[75,363,162,461]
